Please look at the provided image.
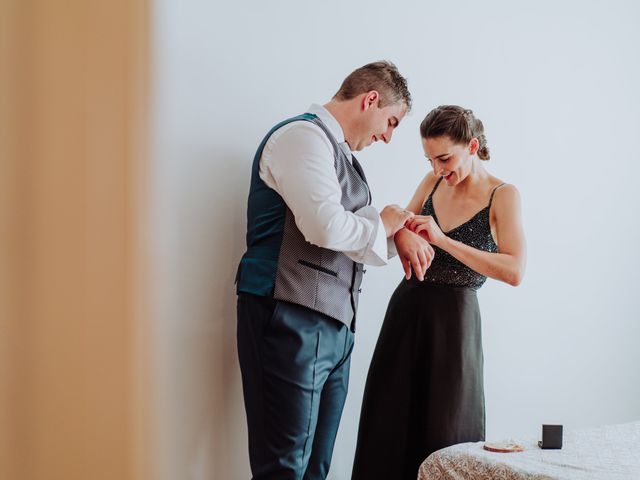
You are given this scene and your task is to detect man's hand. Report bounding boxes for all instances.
[394,228,435,281]
[380,204,414,238]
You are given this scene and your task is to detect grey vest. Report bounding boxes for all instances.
[273,117,370,330]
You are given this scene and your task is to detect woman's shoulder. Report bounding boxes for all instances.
[413,171,440,200]
[406,171,440,214]
[422,171,440,192]
[488,177,521,209]
[490,177,519,195]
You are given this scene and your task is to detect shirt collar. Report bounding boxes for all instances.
[307,104,352,156]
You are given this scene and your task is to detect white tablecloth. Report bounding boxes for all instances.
[418,421,640,480]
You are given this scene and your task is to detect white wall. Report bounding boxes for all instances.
[151,1,640,478]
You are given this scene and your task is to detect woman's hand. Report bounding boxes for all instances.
[394,228,435,281]
[406,215,447,248]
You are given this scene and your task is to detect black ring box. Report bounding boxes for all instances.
[538,424,563,449]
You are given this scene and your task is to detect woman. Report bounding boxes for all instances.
[351,105,527,480]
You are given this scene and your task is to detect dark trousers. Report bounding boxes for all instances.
[237,293,354,480]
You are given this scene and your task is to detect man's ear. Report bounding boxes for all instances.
[362,90,380,111]
[469,138,479,155]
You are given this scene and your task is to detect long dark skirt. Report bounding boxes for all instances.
[351,279,485,480]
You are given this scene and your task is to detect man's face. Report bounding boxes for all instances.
[351,95,407,151]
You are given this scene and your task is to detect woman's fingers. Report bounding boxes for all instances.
[426,243,435,263]
[401,256,412,280]
[415,223,428,234]
[417,249,428,280]
[396,226,436,281]
[415,225,432,243]
[406,215,431,232]
[411,251,424,281]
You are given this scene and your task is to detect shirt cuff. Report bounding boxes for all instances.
[344,205,388,266]
[387,233,399,259]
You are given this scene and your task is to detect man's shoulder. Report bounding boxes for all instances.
[265,117,332,155]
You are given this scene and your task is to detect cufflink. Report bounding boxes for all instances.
[538,424,563,449]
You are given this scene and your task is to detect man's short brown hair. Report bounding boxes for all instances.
[333,61,412,111]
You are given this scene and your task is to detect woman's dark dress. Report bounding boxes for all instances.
[351,178,504,480]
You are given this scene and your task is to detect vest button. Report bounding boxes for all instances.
[363,269,367,274]
[358,288,362,293]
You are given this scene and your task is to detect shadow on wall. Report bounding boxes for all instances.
[156,148,252,480]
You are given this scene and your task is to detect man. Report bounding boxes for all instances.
[235,61,433,480]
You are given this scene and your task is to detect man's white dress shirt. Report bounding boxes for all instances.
[259,104,390,266]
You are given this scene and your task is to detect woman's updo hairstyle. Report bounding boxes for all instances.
[419,105,490,160]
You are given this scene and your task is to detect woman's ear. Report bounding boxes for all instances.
[469,137,479,155]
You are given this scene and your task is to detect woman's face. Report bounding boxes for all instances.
[422,135,477,186]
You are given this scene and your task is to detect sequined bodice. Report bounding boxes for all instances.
[419,178,502,290]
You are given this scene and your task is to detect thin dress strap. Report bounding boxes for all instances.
[427,176,444,201]
[488,183,506,208]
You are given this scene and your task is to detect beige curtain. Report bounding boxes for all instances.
[0,0,151,479]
